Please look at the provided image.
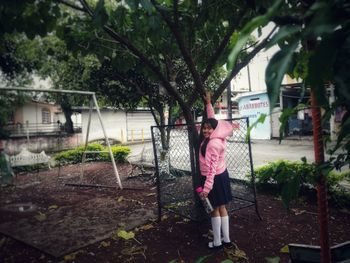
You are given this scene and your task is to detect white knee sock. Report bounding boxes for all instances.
[221,216,230,243]
[211,216,222,246]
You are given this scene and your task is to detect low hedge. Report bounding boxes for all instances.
[254,160,350,208]
[54,143,130,165]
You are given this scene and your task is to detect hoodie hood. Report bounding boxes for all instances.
[210,120,233,139]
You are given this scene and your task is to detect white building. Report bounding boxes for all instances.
[80,108,156,143]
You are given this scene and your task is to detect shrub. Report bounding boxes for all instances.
[100,146,131,162]
[54,143,130,165]
[327,170,350,207]
[254,160,315,208]
[254,160,350,209]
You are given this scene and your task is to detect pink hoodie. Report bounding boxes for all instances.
[200,103,233,194]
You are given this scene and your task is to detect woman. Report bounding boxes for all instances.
[199,92,234,249]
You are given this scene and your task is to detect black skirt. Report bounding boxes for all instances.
[201,169,233,207]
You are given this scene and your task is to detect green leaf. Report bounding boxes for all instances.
[227,0,282,70]
[195,255,212,263]
[280,245,289,253]
[281,174,300,209]
[93,0,108,28]
[246,113,267,142]
[278,107,297,141]
[140,0,153,13]
[125,0,139,9]
[307,31,343,107]
[220,260,233,263]
[335,117,350,151]
[265,257,280,263]
[304,1,338,38]
[117,230,135,240]
[265,25,301,49]
[266,41,298,111]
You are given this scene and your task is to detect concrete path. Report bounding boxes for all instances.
[126,139,317,168]
[250,139,315,168]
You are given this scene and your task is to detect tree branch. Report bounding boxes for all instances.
[75,0,188,112]
[78,0,93,16]
[102,25,187,109]
[151,0,205,104]
[189,8,248,106]
[200,6,249,84]
[201,24,236,83]
[57,0,85,12]
[213,26,277,102]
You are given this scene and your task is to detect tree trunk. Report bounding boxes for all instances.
[311,90,331,263]
[61,106,74,134]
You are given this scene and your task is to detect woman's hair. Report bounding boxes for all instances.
[200,118,218,157]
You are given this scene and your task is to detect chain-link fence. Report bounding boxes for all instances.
[151,117,261,221]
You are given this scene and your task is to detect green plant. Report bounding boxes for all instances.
[100,146,131,163]
[327,170,350,207]
[54,143,130,165]
[254,160,350,208]
[255,160,314,208]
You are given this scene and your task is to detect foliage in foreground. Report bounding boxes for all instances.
[54,143,130,165]
[254,160,350,208]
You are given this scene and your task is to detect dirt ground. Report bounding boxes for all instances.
[1,162,350,263]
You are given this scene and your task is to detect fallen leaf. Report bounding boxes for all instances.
[48,205,58,210]
[117,196,124,202]
[118,230,135,240]
[139,224,154,231]
[63,253,76,261]
[99,241,110,248]
[146,193,156,196]
[280,245,289,253]
[121,246,147,257]
[34,212,47,221]
[291,208,306,215]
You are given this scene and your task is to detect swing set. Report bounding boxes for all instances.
[0,87,123,189]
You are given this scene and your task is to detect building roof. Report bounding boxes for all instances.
[232,90,267,102]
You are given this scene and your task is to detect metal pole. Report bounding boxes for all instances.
[247,64,252,92]
[80,98,93,181]
[227,84,232,119]
[92,94,123,189]
[311,90,331,263]
[151,126,162,222]
[329,84,336,141]
[0,87,95,95]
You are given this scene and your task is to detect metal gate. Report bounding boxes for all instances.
[151,117,261,221]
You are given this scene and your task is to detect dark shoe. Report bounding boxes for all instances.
[208,242,223,250]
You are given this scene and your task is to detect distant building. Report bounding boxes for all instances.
[79,107,156,143]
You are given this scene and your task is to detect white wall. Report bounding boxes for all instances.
[81,109,156,143]
[22,103,41,124]
[230,23,281,93]
[20,102,60,132]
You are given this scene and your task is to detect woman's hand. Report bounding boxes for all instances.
[200,191,208,200]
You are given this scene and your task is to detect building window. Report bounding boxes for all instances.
[42,108,51,124]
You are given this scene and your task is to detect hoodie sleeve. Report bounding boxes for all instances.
[203,139,221,194]
[206,103,215,118]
